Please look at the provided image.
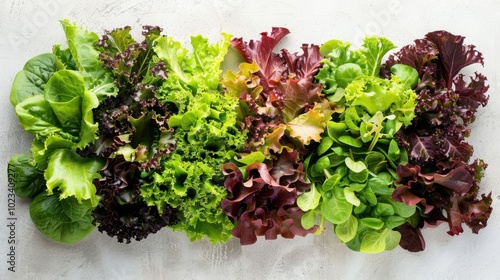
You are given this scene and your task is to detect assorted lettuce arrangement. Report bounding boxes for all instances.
[7,20,492,254]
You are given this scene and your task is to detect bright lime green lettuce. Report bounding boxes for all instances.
[154,33,231,93]
[145,154,235,242]
[141,33,246,243]
[345,75,417,126]
[298,36,418,253]
[45,149,103,207]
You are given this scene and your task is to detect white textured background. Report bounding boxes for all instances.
[1,0,499,279]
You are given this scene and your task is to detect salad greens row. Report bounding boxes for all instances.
[7,20,491,253]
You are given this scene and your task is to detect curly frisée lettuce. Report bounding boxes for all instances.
[139,32,247,243]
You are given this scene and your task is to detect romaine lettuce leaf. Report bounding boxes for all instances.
[59,19,117,100]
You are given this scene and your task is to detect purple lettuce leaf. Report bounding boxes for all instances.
[222,150,317,245]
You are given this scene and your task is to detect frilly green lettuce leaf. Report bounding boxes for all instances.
[142,154,235,243]
[146,33,246,243]
[30,135,73,171]
[154,32,232,92]
[344,75,416,126]
[53,44,78,71]
[45,148,104,207]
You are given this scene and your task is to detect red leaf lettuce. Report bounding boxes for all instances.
[222,151,316,245]
[383,31,492,252]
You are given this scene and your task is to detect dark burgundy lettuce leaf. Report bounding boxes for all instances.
[394,160,491,240]
[446,159,492,235]
[453,72,489,124]
[431,165,473,194]
[424,31,484,88]
[92,156,177,243]
[269,149,311,192]
[89,25,178,243]
[396,224,426,252]
[93,94,175,171]
[441,137,473,163]
[458,193,492,234]
[222,151,316,245]
[385,31,491,252]
[282,43,323,80]
[454,72,489,105]
[446,191,492,236]
[384,30,489,138]
[394,163,473,202]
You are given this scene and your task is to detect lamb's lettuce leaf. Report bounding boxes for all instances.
[298,35,416,253]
